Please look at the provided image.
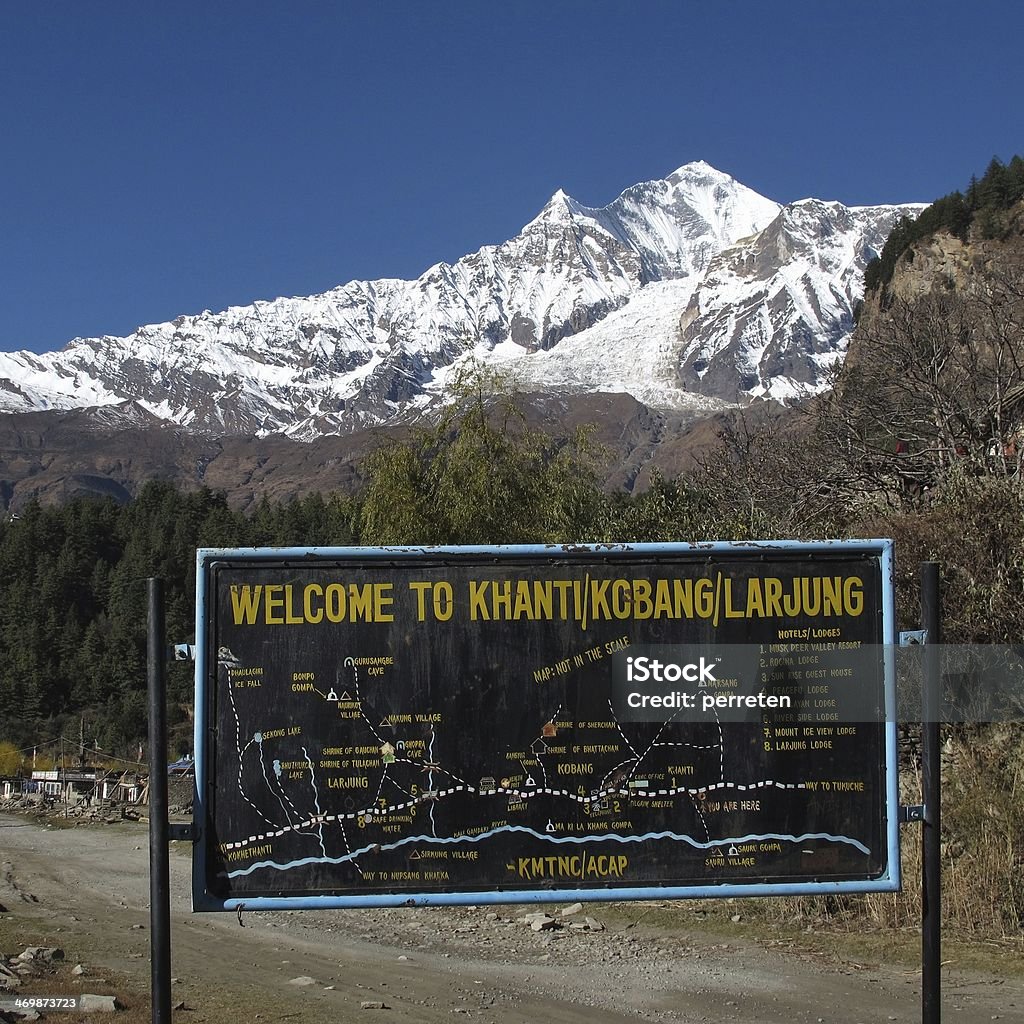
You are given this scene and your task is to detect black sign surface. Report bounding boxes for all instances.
[194,543,897,908]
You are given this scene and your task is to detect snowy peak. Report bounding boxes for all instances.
[667,158,733,181]
[527,188,578,227]
[0,163,922,436]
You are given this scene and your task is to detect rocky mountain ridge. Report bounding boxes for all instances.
[3,391,774,510]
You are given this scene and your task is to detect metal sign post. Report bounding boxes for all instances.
[147,577,172,1024]
[920,563,942,1024]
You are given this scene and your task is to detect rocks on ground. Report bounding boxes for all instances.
[0,947,123,1020]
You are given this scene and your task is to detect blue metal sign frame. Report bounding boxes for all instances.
[192,539,899,911]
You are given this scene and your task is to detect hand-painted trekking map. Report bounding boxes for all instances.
[192,543,898,910]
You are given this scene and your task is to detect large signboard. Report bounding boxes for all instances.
[192,541,899,910]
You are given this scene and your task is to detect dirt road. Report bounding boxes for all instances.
[0,813,1020,1023]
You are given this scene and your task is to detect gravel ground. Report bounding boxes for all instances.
[1,813,1021,1023]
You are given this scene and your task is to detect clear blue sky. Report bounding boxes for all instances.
[2,2,1022,354]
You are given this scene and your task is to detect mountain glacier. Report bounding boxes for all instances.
[0,162,922,439]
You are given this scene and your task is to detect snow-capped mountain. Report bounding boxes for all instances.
[0,162,922,438]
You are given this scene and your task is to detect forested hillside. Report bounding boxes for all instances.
[0,484,362,755]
